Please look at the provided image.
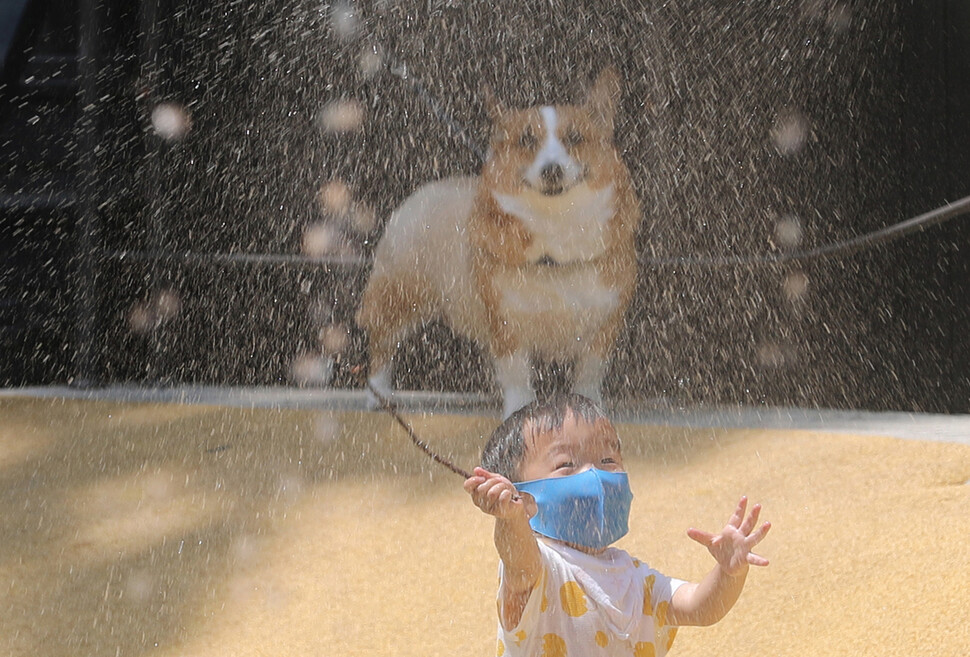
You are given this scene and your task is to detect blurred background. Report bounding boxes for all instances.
[1,0,968,412]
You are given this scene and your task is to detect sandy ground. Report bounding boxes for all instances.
[2,396,969,656]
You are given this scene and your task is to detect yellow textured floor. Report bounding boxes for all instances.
[1,396,969,656]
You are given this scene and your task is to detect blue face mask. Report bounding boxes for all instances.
[515,469,633,550]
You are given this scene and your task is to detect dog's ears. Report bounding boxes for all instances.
[585,66,621,131]
[481,84,506,123]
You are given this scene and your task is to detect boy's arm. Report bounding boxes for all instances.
[464,466,541,629]
[667,496,771,627]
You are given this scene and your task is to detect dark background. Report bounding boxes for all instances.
[1,0,968,412]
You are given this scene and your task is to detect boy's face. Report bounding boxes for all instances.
[517,409,624,482]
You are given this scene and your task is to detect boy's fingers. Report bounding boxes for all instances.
[728,496,747,528]
[476,477,504,498]
[747,521,771,546]
[465,468,524,518]
[478,482,522,517]
[746,552,769,567]
[463,476,486,493]
[686,527,715,546]
[739,503,761,535]
[485,481,508,500]
[479,477,516,503]
[495,485,521,506]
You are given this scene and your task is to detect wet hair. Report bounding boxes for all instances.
[480,393,610,481]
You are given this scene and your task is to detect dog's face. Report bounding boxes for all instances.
[483,68,622,198]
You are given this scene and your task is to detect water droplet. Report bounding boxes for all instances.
[771,109,809,155]
[317,98,365,134]
[318,323,351,354]
[317,180,353,216]
[756,342,787,368]
[151,102,191,141]
[774,215,803,248]
[230,535,261,565]
[358,44,384,78]
[290,353,334,386]
[155,289,181,321]
[350,202,377,233]
[313,413,342,445]
[827,3,852,31]
[128,302,156,333]
[330,1,360,42]
[124,569,154,604]
[783,271,810,300]
[302,223,342,257]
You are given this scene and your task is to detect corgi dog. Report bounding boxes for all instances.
[356,68,641,417]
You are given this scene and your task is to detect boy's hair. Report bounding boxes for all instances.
[481,393,610,481]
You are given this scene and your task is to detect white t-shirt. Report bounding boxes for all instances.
[496,539,686,657]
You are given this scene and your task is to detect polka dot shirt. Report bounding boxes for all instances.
[496,539,685,657]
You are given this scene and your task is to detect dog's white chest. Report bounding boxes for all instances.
[493,266,619,354]
[492,183,615,263]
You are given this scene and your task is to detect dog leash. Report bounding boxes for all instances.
[363,379,527,500]
[363,379,473,479]
[102,191,970,271]
[639,194,970,268]
[388,61,489,164]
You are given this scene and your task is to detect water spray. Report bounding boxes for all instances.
[103,192,970,271]
[106,54,970,271]
[384,61,970,267]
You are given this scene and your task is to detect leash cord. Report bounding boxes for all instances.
[364,380,472,479]
[640,195,970,267]
[388,61,489,163]
[104,195,970,270]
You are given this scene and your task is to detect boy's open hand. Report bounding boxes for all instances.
[464,467,534,521]
[687,496,771,576]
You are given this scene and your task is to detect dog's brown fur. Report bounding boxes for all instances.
[357,69,641,415]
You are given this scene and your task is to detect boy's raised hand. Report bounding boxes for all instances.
[464,467,534,521]
[687,496,771,576]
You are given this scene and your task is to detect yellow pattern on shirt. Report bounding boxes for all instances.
[643,574,656,614]
[541,633,567,657]
[633,641,656,657]
[559,581,588,617]
[665,628,678,651]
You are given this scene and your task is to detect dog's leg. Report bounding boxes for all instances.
[366,365,394,406]
[495,349,534,418]
[573,352,607,404]
[357,274,436,409]
[358,311,399,409]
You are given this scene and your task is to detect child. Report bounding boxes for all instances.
[464,394,770,656]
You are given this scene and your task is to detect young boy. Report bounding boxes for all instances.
[464,394,770,657]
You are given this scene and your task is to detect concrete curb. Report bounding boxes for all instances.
[2,385,968,446]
